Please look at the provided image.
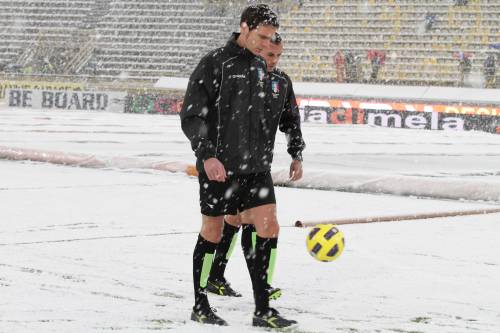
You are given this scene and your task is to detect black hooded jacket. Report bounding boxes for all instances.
[181,33,305,175]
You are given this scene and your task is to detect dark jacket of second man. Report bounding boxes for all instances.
[181,33,304,175]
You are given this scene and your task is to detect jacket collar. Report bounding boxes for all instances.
[226,32,254,58]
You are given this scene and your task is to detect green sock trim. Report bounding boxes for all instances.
[225,233,239,260]
[267,248,277,284]
[251,231,257,252]
[200,253,214,288]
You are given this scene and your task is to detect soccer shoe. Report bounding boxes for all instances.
[206,279,242,297]
[252,307,297,329]
[266,286,282,301]
[190,306,228,326]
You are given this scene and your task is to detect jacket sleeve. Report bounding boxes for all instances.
[180,54,219,162]
[279,75,306,161]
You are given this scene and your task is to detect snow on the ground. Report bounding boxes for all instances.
[1,108,500,333]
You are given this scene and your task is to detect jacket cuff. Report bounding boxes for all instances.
[200,153,216,162]
[196,143,216,162]
[291,151,303,162]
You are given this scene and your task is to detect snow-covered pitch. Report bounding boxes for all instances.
[1,108,499,332]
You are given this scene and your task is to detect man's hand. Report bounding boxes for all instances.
[204,158,227,182]
[289,159,303,181]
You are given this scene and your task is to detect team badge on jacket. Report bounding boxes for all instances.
[257,67,266,88]
[271,80,280,98]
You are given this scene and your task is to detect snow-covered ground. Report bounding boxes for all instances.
[1,108,500,333]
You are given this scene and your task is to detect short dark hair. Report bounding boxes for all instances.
[240,4,279,31]
[271,32,282,44]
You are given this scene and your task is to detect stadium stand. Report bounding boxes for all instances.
[0,0,98,74]
[0,0,237,78]
[0,0,498,88]
[87,0,238,78]
[277,0,500,87]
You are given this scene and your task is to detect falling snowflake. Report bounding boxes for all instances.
[224,187,234,199]
[258,187,269,198]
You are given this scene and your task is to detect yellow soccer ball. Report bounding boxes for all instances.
[306,224,345,262]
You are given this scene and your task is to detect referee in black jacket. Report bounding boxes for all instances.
[206,32,300,303]
[181,4,304,329]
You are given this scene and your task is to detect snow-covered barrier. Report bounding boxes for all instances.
[1,145,498,202]
[0,146,194,174]
[272,169,500,202]
[155,78,500,105]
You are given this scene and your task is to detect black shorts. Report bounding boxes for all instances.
[198,171,276,216]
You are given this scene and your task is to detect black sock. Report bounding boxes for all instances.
[253,235,278,313]
[193,234,217,310]
[208,220,240,282]
[241,224,256,284]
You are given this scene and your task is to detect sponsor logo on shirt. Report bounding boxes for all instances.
[229,74,246,79]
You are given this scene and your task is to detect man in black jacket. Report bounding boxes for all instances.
[206,32,298,304]
[181,4,304,329]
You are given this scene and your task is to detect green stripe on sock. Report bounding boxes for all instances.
[200,253,214,288]
[251,231,257,252]
[267,248,277,284]
[225,233,238,260]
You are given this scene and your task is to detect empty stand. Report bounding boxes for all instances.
[88,0,236,78]
[278,0,500,86]
[0,0,498,87]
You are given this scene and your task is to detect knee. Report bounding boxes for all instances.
[201,224,222,243]
[257,217,280,238]
[200,218,223,243]
[225,214,242,227]
[269,222,280,238]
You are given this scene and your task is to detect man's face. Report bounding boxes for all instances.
[241,23,277,56]
[262,42,283,72]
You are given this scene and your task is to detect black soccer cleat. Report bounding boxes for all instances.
[191,305,228,326]
[252,307,297,329]
[266,286,282,301]
[206,279,242,297]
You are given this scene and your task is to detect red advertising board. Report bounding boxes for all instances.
[297,98,500,133]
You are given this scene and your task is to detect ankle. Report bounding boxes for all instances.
[254,307,275,316]
[193,296,210,312]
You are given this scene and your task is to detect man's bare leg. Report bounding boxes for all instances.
[200,215,224,242]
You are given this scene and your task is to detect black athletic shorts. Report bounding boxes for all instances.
[198,171,276,216]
